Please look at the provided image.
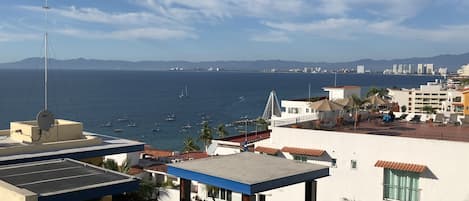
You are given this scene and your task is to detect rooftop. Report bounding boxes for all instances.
[0,132,144,165]
[285,120,469,143]
[168,152,329,195]
[0,158,138,201]
[216,130,270,144]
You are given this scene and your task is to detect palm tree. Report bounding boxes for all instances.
[216,124,229,138]
[102,159,158,201]
[422,105,435,114]
[182,136,200,152]
[199,122,213,151]
[351,95,368,129]
[255,118,268,131]
[366,87,388,97]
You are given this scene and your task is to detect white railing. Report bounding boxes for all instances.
[271,114,319,127]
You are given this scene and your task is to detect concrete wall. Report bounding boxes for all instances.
[0,135,102,156]
[256,127,469,201]
[104,152,140,166]
[0,180,37,201]
[10,119,83,144]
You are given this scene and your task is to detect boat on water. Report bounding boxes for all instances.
[179,85,189,99]
[240,115,249,119]
[113,129,123,133]
[101,121,112,127]
[165,113,176,121]
[182,123,192,129]
[152,128,160,132]
[127,121,137,127]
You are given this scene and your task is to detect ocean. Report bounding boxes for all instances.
[0,70,440,150]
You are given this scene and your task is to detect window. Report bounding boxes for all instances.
[288,107,299,114]
[293,155,307,162]
[331,158,337,168]
[350,160,357,169]
[306,108,310,113]
[383,169,419,201]
[258,194,266,201]
[226,190,232,201]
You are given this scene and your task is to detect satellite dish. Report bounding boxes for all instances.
[36,110,55,131]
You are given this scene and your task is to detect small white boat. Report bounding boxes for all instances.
[101,121,112,127]
[152,128,160,132]
[182,123,192,129]
[127,122,137,127]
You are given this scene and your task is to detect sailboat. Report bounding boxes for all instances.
[179,85,189,99]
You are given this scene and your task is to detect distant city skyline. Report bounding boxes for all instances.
[1,0,469,63]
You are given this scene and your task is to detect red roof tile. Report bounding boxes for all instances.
[144,146,173,158]
[217,130,271,144]
[145,164,168,173]
[172,152,209,160]
[375,160,426,173]
[254,146,280,155]
[128,166,144,175]
[281,146,325,157]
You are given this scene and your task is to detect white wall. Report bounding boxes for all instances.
[256,127,469,201]
[104,151,140,166]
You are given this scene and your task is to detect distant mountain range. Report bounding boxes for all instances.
[1,52,469,72]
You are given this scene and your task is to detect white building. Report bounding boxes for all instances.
[417,64,424,74]
[323,86,361,101]
[425,64,434,75]
[388,80,455,113]
[357,65,365,74]
[253,121,469,201]
[438,67,448,76]
[459,64,469,77]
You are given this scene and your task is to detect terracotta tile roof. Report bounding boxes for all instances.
[128,166,144,175]
[217,130,271,144]
[144,146,173,158]
[145,164,168,173]
[375,160,426,173]
[281,146,325,157]
[172,152,209,160]
[254,146,280,155]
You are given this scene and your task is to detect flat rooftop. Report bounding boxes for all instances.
[216,130,270,144]
[0,132,144,165]
[286,120,469,143]
[0,158,138,201]
[168,152,329,195]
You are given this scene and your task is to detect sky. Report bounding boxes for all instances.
[1,0,469,62]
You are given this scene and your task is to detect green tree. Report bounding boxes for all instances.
[461,78,469,87]
[199,122,213,151]
[351,95,368,129]
[401,105,407,113]
[255,118,269,131]
[101,159,159,201]
[422,105,436,114]
[366,87,388,97]
[182,136,200,152]
[216,124,229,138]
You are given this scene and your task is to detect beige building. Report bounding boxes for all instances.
[388,80,457,113]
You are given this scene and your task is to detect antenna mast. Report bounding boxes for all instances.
[43,0,49,110]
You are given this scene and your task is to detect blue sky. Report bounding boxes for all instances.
[1,0,469,62]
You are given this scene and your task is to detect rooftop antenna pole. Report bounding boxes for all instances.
[43,0,49,110]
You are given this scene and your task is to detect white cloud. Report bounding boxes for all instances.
[0,32,39,42]
[264,18,469,42]
[250,31,290,43]
[56,27,196,40]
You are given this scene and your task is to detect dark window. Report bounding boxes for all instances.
[258,194,266,201]
[331,158,337,168]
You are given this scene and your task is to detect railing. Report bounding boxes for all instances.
[383,184,421,201]
[271,114,319,127]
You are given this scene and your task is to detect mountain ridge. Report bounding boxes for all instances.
[1,52,469,72]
